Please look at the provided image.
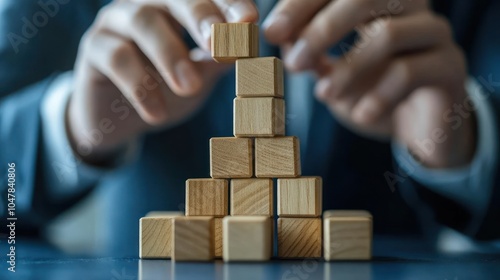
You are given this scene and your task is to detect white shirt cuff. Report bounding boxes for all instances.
[393,78,499,221]
[40,72,139,195]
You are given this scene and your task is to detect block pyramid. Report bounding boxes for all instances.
[139,23,373,262]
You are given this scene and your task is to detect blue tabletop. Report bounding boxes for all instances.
[2,236,499,280]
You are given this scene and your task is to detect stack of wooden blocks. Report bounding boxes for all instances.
[139,23,373,262]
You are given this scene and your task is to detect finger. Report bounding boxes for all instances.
[316,13,452,101]
[157,48,232,127]
[164,0,225,51]
[352,46,465,124]
[211,0,259,23]
[262,0,329,44]
[285,0,428,70]
[84,32,168,125]
[97,2,203,96]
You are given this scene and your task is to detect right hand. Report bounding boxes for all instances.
[68,0,258,164]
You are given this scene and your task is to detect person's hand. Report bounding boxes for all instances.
[263,0,476,168]
[68,0,258,164]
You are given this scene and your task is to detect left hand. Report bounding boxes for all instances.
[263,0,476,168]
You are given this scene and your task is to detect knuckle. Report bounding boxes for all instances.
[434,15,453,40]
[377,19,397,47]
[131,5,159,28]
[188,0,215,16]
[109,42,135,70]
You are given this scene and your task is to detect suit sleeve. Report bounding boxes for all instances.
[0,0,102,231]
[394,78,500,240]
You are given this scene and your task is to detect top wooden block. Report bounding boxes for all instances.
[236,57,284,97]
[211,23,259,63]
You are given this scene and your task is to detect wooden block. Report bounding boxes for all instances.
[211,23,259,63]
[234,97,285,137]
[278,177,322,217]
[236,57,284,98]
[323,210,372,219]
[140,216,177,259]
[214,217,223,258]
[255,137,301,177]
[172,217,214,261]
[186,179,228,216]
[231,179,273,216]
[145,211,183,217]
[223,216,272,261]
[323,210,372,261]
[278,218,322,258]
[210,137,253,178]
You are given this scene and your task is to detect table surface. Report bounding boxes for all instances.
[2,236,499,280]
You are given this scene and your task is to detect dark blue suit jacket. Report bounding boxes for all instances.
[1,0,499,255]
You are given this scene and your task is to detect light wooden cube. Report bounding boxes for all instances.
[185,179,228,216]
[278,177,322,217]
[255,137,301,177]
[214,217,223,258]
[323,210,372,261]
[234,97,285,137]
[139,216,179,259]
[210,137,253,178]
[172,217,214,261]
[236,57,284,98]
[278,218,322,258]
[223,216,272,261]
[231,179,273,216]
[211,23,259,63]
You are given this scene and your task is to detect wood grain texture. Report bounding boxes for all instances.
[223,216,272,261]
[231,179,273,216]
[145,211,183,217]
[236,57,284,97]
[234,97,285,137]
[323,210,372,219]
[323,210,372,261]
[185,179,228,216]
[210,137,253,178]
[278,177,322,217]
[173,217,214,261]
[255,137,301,177]
[214,217,223,258]
[278,218,322,258]
[211,23,259,63]
[140,217,176,259]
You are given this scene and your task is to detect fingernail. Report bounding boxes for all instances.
[175,60,202,94]
[200,16,222,50]
[263,14,290,38]
[353,96,381,124]
[285,39,311,70]
[227,2,250,22]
